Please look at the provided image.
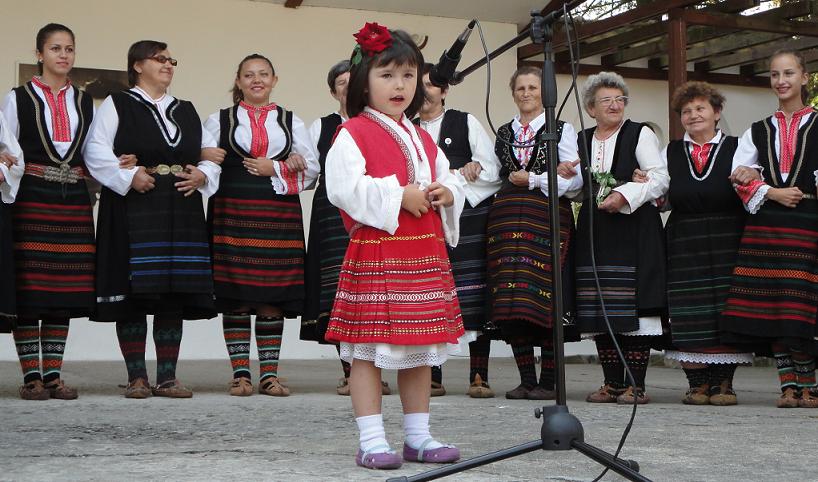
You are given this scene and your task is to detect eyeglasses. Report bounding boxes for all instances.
[595,95,628,107]
[148,55,178,66]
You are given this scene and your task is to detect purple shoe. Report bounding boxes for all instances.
[403,439,461,463]
[355,447,403,470]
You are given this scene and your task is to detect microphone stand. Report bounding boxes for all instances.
[387,10,650,482]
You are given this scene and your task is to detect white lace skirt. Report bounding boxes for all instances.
[340,331,478,369]
[664,350,754,365]
[582,315,663,339]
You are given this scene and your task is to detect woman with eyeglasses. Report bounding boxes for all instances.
[84,40,222,399]
[0,23,110,400]
[204,53,318,397]
[570,71,669,405]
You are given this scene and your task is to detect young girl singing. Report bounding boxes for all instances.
[324,23,466,470]
[722,49,818,408]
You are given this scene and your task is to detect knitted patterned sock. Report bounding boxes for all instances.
[683,367,710,389]
[116,318,148,382]
[468,335,491,383]
[40,317,70,384]
[792,351,817,389]
[708,364,737,387]
[773,349,797,391]
[622,336,651,389]
[336,345,352,378]
[13,318,41,383]
[511,343,537,389]
[431,365,443,385]
[538,338,555,390]
[153,317,183,384]
[256,316,284,382]
[223,312,252,380]
[595,334,625,389]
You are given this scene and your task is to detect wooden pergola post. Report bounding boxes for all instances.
[668,9,688,140]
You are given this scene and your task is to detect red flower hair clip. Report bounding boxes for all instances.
[351,22,393,65]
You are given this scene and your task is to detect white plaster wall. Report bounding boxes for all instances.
[0,0,775,361]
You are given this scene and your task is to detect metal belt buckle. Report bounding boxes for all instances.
[155,164,171,175]
[42,164,79,184]
[170,164,184,175]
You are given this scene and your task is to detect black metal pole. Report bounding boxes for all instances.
[450,27,531,84]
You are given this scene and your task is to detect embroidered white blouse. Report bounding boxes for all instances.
[0,115,24,203]
[325,107,466,247]
[205,104,318,195]
[418,110,502,207]
[83,87,221,197]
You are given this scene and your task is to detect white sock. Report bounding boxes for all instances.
[356,414,390,453]
[403,412,443,450]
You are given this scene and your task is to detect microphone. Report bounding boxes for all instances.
[429,19,476,88]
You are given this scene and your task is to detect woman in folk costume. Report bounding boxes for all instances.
[659,81,753,406]
[415,63,502,398]
[204,54,318,397]
[722,49,818,408]
[84,40,222,399]
[574,72,669,405]
[1,24,108,400]
[300,60,391,396]
[487,66,582,401]
[324,23,466,470]
[0,116,24,334]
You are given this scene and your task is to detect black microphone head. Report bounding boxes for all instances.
[428,63,450,89]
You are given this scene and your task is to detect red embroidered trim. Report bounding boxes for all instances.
[774,106,813,174]
[241,102,276,159]
[735,179,765,205]
[31,76,71,142]
[690,142,713,176]
[277,159,300,194]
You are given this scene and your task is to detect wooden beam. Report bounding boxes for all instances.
[601,0,817,67]
[742,48,818,75]
[681,9,818,37]
[519,0,701,59]
[667,10,687,140]
[518,60,770,88]
[284,0,303,7]
[700,36,818,71]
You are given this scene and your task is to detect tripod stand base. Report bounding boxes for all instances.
[386,405,650,482]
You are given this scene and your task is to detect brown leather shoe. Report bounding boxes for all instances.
[228,377,253,397]
[776,387,799,408]
[124,378,152,399]
[381,380,392,396]
[19,380,50,400]
[336,377,350,396]
[430,381,446,397]
[797,387,818,408]
[527,385,556,400]
[708,381,737,406]
[586,384,623,403]
[259,377,290,397]
[152,379,193,398]
[505,384,531,399]
[467,374,495,398]
[682,384,710,405]
[616,386,650,405]
[44,379,78,400]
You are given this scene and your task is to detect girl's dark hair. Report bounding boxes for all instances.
[509,65,542,91]
[327,60,351,93]
[346,29,425,119]
[127,40,168,87]
[36,23,75,75]
[671,81,726,117]
[771,48,810,104]
[232,54,276,104]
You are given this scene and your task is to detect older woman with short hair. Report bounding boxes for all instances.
[662,81,753,406]
[573,71,669,404]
